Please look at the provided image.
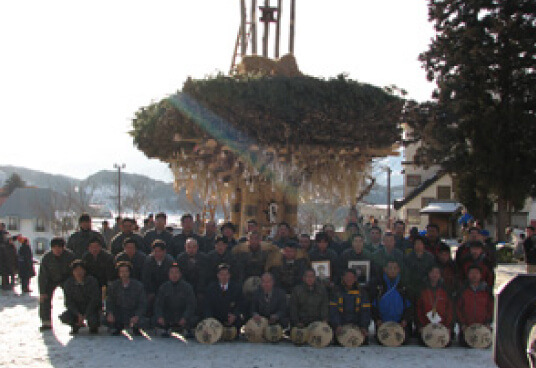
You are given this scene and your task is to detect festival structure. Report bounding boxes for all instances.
[131,0,404,235]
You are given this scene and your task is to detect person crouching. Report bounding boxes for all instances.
[60,260,101,334]
[154,263,197,337]
[106,261,147,336]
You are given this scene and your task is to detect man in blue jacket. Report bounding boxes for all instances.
[371,258,412,342]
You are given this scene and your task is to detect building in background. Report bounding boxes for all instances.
[395,125,531,239]
[0,188,74,255]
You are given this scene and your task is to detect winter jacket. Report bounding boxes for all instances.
[176,252,208,294]
[114,251,147,281]
[67,230,105,259]
[154,279,196,323]
[289,282,329,326]
[416,282,454,329]
[206,249,239,283]
[110,232,147,256]
[63,275,101,317]
[251,286,288,325]
[270,257,309,294]
[107,278,147,321]
[82,250,115,288]
[456,282,494,326]
[371,273,412,324]
[142,254,175,295]
[329,283,371,329]
[143,229,173,255]
[38,249,75,293]
[460,255,495,287]
[404,251,436,299]
[18,243,35,279]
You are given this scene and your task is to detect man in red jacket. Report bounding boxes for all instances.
[459,241,495,288]
[417,265,454,337]
[456,265,494,344]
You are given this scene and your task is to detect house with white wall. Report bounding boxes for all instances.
[0,188,73,255]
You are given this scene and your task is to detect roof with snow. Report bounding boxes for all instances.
[420,202,462,214]
[0,188,68,219]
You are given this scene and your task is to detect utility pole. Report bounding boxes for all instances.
[113,163,126,217]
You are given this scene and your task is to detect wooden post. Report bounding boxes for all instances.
[251,0,258,55]
[275,0,282,58]
[289,0,296,54]
[241,0,247,56]
[231,186,243,233]
[283,185,299,233]
[262,0,270,57]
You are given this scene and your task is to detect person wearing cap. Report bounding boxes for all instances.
[251,272,289,327]
[456,265,494,344]
[142,240,175,317]
[454,227,481,269]
[60,260,101,334]
[424,224,447,258]
[220,222,238,250]
[309,232,339,286]
[154,263,197,337]
[67,213,105,259]
[459,241,495,287]
[289,268,329,327]
[269,241,309,294]
[416,265,454,343]
[114,237,147,281]
[436,245,459,297]
[143,213,173,255]
[110,218,147,256]
[329,269,372,343]
[106,261,147,335]
[204,264,244,332]
[38,237,75,331]
[200,220,218,253]
[371,258,412,342]
[206,237,238,283]
[18,237,35,293]
[81,236,115,290]
[170,214,203,258]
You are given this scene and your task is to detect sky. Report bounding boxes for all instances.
[0,0,435,185]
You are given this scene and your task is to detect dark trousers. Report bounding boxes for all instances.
[59,309,100,329]
[2,274,15,290]
[40,285,62,322]
[107,310,146,330]
[20,277,30,291]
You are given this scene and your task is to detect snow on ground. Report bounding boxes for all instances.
[0,264,525,368]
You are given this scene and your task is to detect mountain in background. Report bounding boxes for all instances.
[0,165,403,215]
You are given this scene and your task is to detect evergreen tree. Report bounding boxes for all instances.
[406,0,536,241]
[3,173,26,196]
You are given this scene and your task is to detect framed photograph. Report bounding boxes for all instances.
[312,260,331,281]
[348,260,371,286]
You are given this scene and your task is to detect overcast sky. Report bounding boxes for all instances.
[0,0,435,184]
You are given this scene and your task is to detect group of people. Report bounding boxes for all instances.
[0,223,35,292]
[35,212,497,348]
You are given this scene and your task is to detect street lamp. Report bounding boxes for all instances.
[113,163,126,217]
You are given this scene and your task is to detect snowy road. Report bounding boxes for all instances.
[1,264,524,368]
